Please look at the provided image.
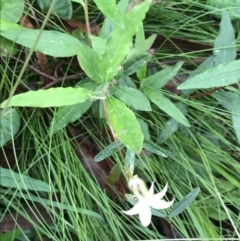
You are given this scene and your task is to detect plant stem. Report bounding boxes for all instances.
[84,0,92,46]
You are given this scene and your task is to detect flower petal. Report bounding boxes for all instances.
[149,199,174,210]
[147,182,155,197]
[138,204,152,227]
[121,201,143,216]
[152,182,169,200]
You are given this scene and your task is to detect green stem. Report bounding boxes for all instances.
[84,0,92,46]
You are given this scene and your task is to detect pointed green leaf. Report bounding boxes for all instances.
[0,20,80,57]
[77,44,106,83]
[117,0,129,14]
[158,103,188,143]
[213,10,236,65]
[71,0,84,6]
[0,108,21,147]
[114,86,151,111]
[213,90,236,111]
[94,0,125,28]
[143,140,167,158]
[127,34,156,60]
[50,100,92,134]
[178,60,240,89]
[138,118,150,140]
[1,87,92,108]
[0,167,56,192]
[158,118,179,143]
[143,87,190,127]
[169,187,200,218]
[91,36,107,55]
[125,149,135,174]
[232,94,240,143]
[206,0,240,19]
[135,23,145,45]
[117,76,137,88]
[143,61,184,89]
[36,0,73,19]
[102,0,151,82]
[107,96,143,152]
[106,164,122,185]
[94,141,125,162]
[1,0,24,23]
[123,52,151,76]
[0,229,22,240]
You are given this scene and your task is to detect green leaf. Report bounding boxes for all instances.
[125,149,135,175]
[178,60,240,89]
[0,36,18,56]
[143,61,184,89]
[169,187,200,218]
[94,141,125,162]
[158,118,178,143]
[0,229,22,241]
[102,0,151,82]
[77,44,107,83]
[0,167,56,192]
[213,90,236,111]
[123,52,151,76]
[135,23,145,45]
[138,118,150,140]
[143,87,190,127]
[206,0,240,19]
[143,140,167,158]
[117,76,137,88]
[36,0,73,19]
[127,34,156,60]
[50,100,92,134]
[99,18,114,39]
[94,0,125,28]
[106,164,122,185]
[117,0,129,14]
[158,103,188,143]
[107,96,144,152]
[232,94,240,143]
[114,86,151,111]
[71,0,84,7]
[0,108,21,147]
[91,36,107,55]
[204,206,228,221]
[1,87,92,108]
[213,10,236,65]
[0,0,24,23]
[98,0,129,38]
[0,20,80,57]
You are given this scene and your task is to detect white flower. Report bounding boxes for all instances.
[122,176,174,227]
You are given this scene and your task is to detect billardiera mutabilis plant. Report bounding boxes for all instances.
[122,175,174,227]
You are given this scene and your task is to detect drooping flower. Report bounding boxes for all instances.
[122,175,174,227]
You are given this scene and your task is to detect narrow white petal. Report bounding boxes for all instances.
[121,202,143,216]
[149,199,174,210]
[139,204,152,227]
[147,182,155,197]
[152,183,169,200]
